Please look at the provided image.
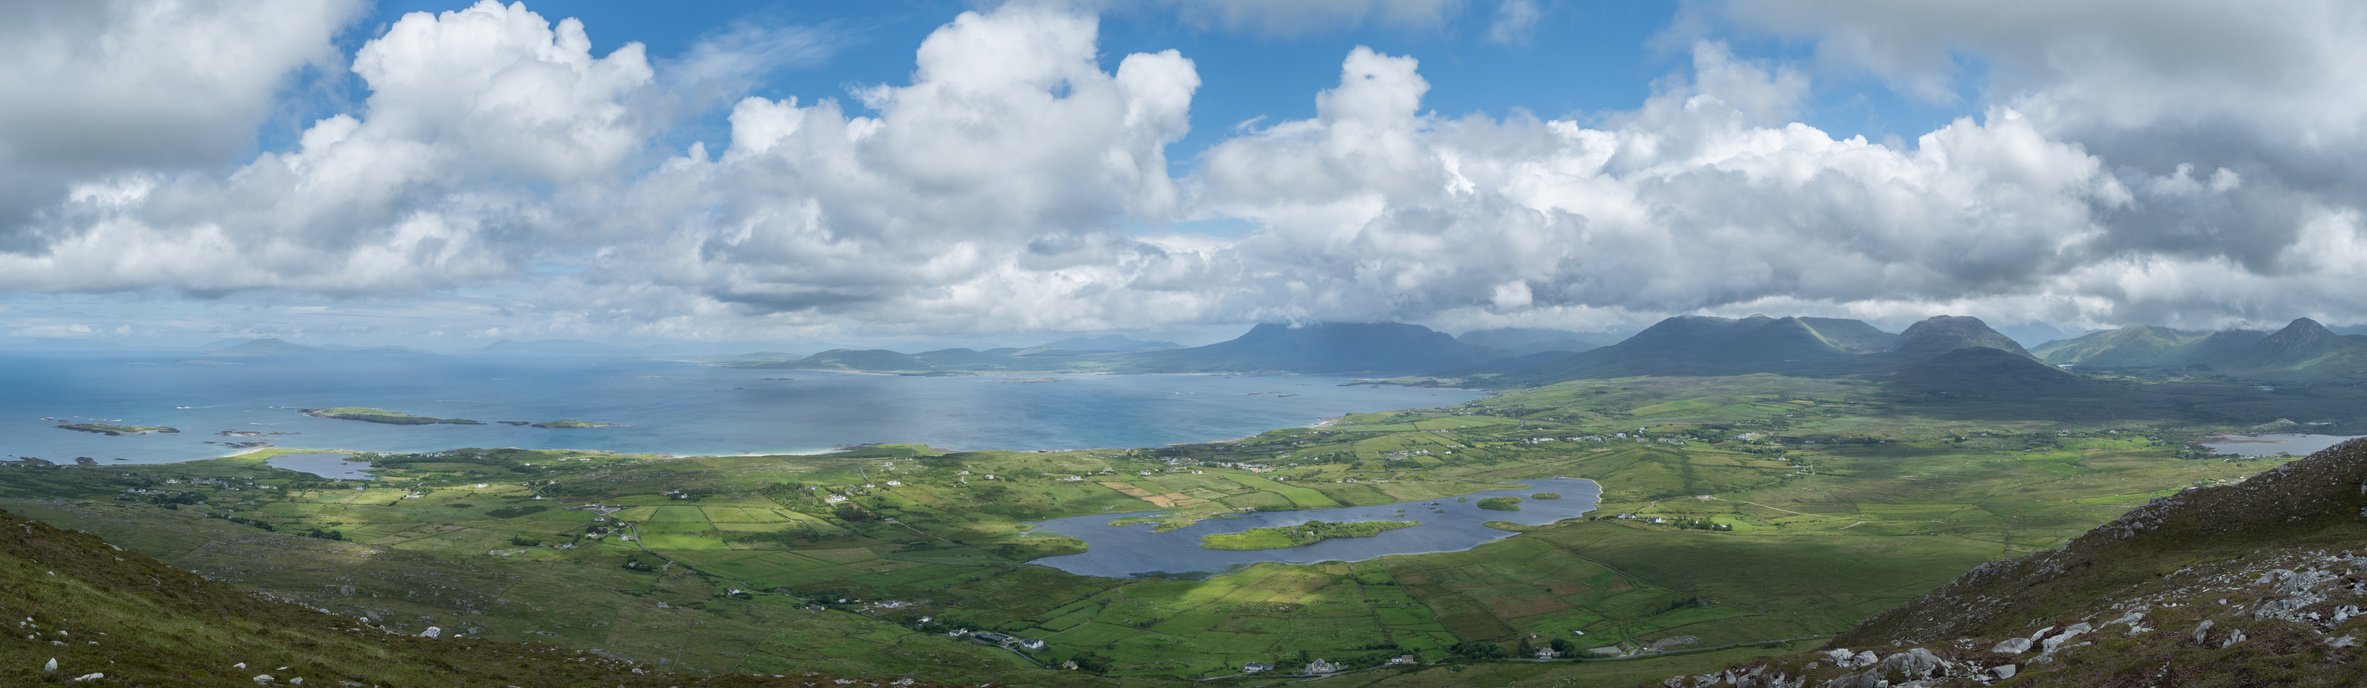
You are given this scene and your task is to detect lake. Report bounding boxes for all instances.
[2200,433,2363,457]
[0,352,1485,464]
[1026,478,1602,578]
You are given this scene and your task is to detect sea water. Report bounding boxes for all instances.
[0,352,1485,464]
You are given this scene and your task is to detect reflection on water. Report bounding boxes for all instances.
[1027,478,1600,578]
[265,452,374,480]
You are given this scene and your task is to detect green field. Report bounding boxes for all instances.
[0,373,2306,685]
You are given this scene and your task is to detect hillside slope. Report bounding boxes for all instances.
[1664,439,2367,687]
[1889,315,2033,359]
[0,508,944,687]
[2036,318,2367,380]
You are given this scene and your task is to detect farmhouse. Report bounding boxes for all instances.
[1241,662,1271,674]
[1303,659,1339,675]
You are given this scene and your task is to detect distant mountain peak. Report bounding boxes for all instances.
[1891,315,2032,358]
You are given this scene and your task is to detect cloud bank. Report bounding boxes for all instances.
[2,0,2363,342]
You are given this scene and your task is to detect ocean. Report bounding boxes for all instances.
[0,352,1486,464]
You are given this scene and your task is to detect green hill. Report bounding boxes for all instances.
[2033,325,2210,368]
[2035,318,2367,380]
[1888,315,2032,359]
[0,507,931,687]
[1669,439,2367,686]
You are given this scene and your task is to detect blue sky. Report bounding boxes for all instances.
[3,0,2363,349]
[334,1,1955,175]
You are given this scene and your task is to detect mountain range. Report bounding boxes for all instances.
[2034,318,2367,379]
[1499,313,2064,390]
[731,315,2102,391]
[179,317,2367,386]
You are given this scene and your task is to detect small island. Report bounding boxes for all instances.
[302,407,483,426]
[1476,497,1523,511]
[1200,520,1419,550]
[531,419,621,429]
[1530,492,1561,500]
[57,422,179,436]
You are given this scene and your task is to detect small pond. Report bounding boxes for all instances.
[1026,478,1601,578]
[266,452,376,480]
[2200,434,2363,458]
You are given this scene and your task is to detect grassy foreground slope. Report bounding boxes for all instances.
[0,506,961,688]
[1667,439,2367,687]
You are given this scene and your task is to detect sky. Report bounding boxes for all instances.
[4,0,2366,350]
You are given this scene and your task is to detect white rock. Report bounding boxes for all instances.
[44,657,57,673]
[254,675,276,684]
[1993,664,2018,679]
[419,626,441,639]
[2193,620,2215,644]
[2221,629,2247,648]
[2042,622,2092,654]
[234,662,248,670]
[72,673,105,682]
[1991,637,2033,654]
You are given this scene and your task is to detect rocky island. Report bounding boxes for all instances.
[56,422,179,436]
[301,407,483,425]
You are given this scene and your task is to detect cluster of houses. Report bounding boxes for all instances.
[1243,656,1399,676]
[953,630,1047,653]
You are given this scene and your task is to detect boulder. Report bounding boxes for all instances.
[419,626,441,639]
[1990,637,2033,654]
[1879,647,1942,679]
[2042,622,2092,654]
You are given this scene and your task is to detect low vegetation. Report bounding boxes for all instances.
[1474,497,1522,511]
